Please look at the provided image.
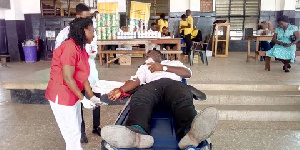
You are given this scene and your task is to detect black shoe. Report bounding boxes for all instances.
[92,127,101,136]
[285,69,290,73]
[80,134,88,143]
[283,64,291,70]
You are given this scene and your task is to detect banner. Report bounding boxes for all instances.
[96,2,119,40]
[98,2,118,14]
[129,1,151,31]
[130,1,151,20]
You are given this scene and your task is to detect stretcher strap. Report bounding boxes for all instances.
[119,88,131,102]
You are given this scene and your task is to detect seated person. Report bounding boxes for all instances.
[257,21,274,51]
[266,16,300,72]
[191,27,203,42]
[101,50,219,149]
[162,26,176,52]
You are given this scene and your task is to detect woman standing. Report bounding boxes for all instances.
[266,16,300,72]
[157,13,168,32]
[45,18,102,150]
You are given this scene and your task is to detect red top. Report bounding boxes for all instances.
[45,39,90,106]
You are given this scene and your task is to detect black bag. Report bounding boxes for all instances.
[290,35,296,42]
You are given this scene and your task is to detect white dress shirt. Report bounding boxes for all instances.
[132,60,192,85]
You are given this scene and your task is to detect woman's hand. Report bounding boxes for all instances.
[283,43,293,47]
[108,88,121,101]
[278,41,284,46]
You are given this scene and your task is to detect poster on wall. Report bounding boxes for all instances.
[96,2,120,40]
[129,1,151,32]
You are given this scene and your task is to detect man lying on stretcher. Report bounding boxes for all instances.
[101,50,219,149]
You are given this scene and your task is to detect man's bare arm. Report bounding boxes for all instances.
[108,78,140,101]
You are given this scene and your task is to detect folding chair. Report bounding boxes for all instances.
[190,34,211,66]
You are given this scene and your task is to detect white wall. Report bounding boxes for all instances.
[190,0,200,11]
[4,0,23,20]
[97,0,126,12]
[170,0,190,12]
[21,0,41,14]
[4,0,40,20]
[0,10,5,19]
[283,0,296,10]
[261,0,276,11]
[261,0,296,11]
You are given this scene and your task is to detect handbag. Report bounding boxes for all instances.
[290,35,296,42]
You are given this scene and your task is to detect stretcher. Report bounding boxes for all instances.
[95,80,213,150]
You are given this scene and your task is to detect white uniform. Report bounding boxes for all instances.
[55,18,99,86]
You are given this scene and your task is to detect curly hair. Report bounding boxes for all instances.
[68,17,93,50]
[277,15,290,23]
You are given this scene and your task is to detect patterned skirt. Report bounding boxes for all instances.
[266,44,296,63]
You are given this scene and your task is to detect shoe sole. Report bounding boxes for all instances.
[178,107,219,149]
[101,125,154,148]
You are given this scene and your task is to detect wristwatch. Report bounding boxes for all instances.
[163,66,168,72]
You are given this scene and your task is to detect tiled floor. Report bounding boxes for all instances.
[0,52,300,149]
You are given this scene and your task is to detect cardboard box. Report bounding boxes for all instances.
[193,54,199,63]
[119,55,131,65]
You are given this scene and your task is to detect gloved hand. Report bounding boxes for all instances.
[90,95,108,106]
[80,97,96,109]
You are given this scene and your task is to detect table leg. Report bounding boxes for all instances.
[177,40,181,61]
[247,39,251,62]
[145,41,149,53]
[99,45,103,66]
[106,54,109,68]
[255,39,259,64]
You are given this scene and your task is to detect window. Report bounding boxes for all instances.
[216,0,260,40]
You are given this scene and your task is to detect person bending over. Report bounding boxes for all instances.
[101,50,219,149]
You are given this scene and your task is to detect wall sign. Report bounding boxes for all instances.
[201,0,213,12]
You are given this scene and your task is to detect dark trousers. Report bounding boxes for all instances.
[260,41,271,51]
[125,78,197,137]
[81,92,101,136]
[184,34,192,55]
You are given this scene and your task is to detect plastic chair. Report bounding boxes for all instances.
[190,34,211,66]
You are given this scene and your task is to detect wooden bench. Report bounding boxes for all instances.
[100,50,145,67]
[160,50,182,60]
[0,55,10,66]
[100,50,183,67]
[256,51,300,71]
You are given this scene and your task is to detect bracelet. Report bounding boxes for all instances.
[119,88,131,102]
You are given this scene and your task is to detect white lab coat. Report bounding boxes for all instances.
[55,18,99,87]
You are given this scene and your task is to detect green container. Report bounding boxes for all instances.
[111,14,116,21]
[111,20,116,26]
[105,14,111,21]
[105,20,111,27]
[106,27,111,40]
[101,27,106,40]
[111,27,118,39]
[97,27,101,40]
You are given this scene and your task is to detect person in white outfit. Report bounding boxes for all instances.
[54,3,101,144]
